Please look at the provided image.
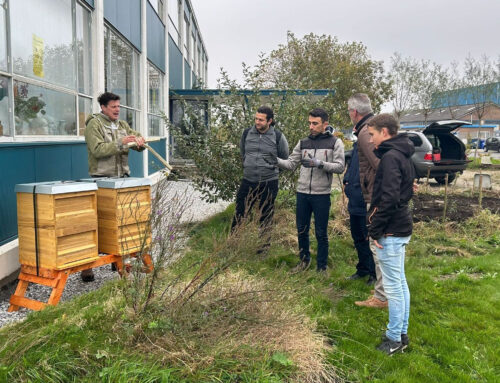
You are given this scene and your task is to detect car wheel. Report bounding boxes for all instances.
[435,173,456,185]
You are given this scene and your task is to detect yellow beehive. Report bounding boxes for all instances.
[94,178,152,256]
[16,182,99,270]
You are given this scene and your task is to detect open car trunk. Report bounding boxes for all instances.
[423,121,469,166]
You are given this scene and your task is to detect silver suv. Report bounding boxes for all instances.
[401,120,471,184]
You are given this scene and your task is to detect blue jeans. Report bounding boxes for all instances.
[376,235,411,342]
[296,192,331,270]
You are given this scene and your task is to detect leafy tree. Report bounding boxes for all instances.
[248,32,392,128]
[413,60,448,124]
[168,32,390,202]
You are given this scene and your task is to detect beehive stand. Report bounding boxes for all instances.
[8,252,153,312]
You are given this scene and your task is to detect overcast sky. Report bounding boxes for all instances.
[190,0,500,89]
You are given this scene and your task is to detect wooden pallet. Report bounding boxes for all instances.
[8,252,153,312]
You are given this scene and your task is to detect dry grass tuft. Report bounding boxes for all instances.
[134,270,341,382]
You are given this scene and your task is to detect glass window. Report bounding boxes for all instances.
[78,96,92,136]
[105,27,140,109]
[11,0,75,89]
[148,63,163,115]
[119,107,138,132]
[76,3,92,95]
[168,0,179,29]
[0,0,7,71]
[14,80,76,136]
[0,76,10,136]
[148,114,162,136]
[148,63,163,136]
[190,33,195,67]
[183,16,189,58]
[149,0,164,21]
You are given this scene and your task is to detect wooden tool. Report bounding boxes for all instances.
[128,139,173,171]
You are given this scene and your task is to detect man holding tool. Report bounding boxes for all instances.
[82,92,145,281]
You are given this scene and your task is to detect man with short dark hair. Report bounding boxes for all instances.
[273,108,344,273]
[348,93,388,309]
[82,92,145,282]
[366,113,415,355]
[231,106,289,249]
[85,92,145,178]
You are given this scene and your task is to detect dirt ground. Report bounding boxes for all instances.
[412,169,499,222]
[412,192,499,222]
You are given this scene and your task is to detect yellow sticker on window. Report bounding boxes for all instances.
[32,34,44,78]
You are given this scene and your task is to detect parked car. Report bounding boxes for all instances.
[484,137,500,152]
[469,138,485,149]
[344,121,471,185]
[402,120,471,184]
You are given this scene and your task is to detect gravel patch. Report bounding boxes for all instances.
[0,181,230,329]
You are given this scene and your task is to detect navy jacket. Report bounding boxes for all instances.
[343,142,367,216]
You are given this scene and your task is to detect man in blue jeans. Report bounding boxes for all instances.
[366,114,415,355]
[269,108,344,273]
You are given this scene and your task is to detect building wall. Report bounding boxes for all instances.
[0,0,208,284]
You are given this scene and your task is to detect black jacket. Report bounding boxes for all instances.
[367,135,415,240]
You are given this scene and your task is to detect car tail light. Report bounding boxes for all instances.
[433,153,441,161]
[424,152,433,161]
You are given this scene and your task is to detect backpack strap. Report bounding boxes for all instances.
[242,127,282,155]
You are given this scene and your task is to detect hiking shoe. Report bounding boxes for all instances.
[377,336,403,355]
[401,334,409,351]
[81,269,95,282]
[366,275,376,286]
[354,296,388,308]
[291,259,311,273]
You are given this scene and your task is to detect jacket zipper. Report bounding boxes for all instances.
[309,149,316,193]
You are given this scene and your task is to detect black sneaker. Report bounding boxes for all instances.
[376,336,403,355]
[291,259,311,273]
[401,334,409,351]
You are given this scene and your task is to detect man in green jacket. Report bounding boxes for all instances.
[85,92,145,178]
[82,92,145,281]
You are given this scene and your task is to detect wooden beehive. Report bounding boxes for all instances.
[94,178,152,256]
[16,182,99,270]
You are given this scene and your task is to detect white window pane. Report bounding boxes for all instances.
[11,0,75,89]
[105,28,140,109]
[148,114,162,136]
[14,80,76,136]
[168,0,179,30]
[119,107,138,132]
[76,4,92,95]
[0,0,7,71]
[78,96,92,136]
[0,76,9,136]
[148,63,163,114]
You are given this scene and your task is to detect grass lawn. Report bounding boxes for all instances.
[0,194,498,382]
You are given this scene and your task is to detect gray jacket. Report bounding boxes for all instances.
[277,132,345,194]
[241,126,289,182]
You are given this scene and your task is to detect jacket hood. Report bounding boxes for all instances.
[375,134,415,158]
[309,130,333,140]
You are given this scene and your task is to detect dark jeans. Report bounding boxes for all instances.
[231,178,279,232]
[349,214,375,277]
[296,192,331,271]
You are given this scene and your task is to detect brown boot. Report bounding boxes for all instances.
[355,296,388,308]
[81,268,95,282]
